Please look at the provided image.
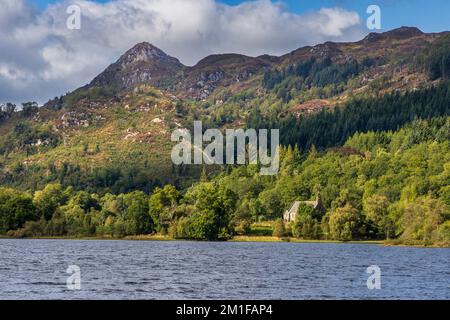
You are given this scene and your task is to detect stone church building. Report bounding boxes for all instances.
[283,194,325,222]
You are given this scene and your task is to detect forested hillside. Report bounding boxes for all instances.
[1,117,449,246]
[0,27,449,245]
[248,81,450,150]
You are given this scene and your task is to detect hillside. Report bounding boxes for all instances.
[2,117,449,246]
[0,26,449,245]
[0,27,449,194]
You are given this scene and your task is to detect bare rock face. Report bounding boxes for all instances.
[309,42,342,58]
[116,42,175,66]
[175,54,271,100]
[89,42,184,89]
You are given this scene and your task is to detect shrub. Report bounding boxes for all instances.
[272,220,286,238]
[234,220,251,236]
[292,215,321,239]
[326,204,364,241]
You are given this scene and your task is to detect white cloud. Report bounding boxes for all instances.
[0,0,365,104]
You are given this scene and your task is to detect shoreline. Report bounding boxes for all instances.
[1,235,448,248]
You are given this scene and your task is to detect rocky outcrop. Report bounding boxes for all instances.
[175,54,271,100]
[89,42,184,90]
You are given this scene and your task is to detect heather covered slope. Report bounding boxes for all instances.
[0,86,198,193]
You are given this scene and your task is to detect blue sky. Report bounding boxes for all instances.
[277,0,450,32]
[32,0,450,33]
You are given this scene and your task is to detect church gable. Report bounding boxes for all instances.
[283,194,325,222]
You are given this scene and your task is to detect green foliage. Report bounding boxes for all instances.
[263,57,371,91]
[292,204,322,239]
[0,103,16,123]
[8,218,48,238]
[173,182,237,240]
[260,56,385,104]
[416,34,450,80]
[247,223,273,236]
[122,191,153,235]
[258,188,284,220]
[326,204,364,241]
[272,220,286,238]
[234,220,251,235]
[1,186,156,237]
[363,194,394,239]
[400,197,449,245]
[146,116,448,243]
[177,116,448,243]
[292,214,321,239]
[0,188,37,233]
[21,102,38,117]
[5,116,448,244]
[249,82,450,151]
[63,86,118,108]
[0,122,60,156]
[33,183,69,220]
[149,185,180,232]
[437,221,450,244]
[185,209,221,240]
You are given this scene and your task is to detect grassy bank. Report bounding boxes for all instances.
[1,223,448,247]
[4,234,448,247]
[384,239,450,248]
[230,236,383,245]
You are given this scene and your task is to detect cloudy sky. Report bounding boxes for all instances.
[1,0,449,105]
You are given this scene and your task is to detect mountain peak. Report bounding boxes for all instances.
[89,42,183,89]
[385,26,424,38]
[363,26,424,43]
[117,42,173,66]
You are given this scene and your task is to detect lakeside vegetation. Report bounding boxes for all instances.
[1,116,449,247]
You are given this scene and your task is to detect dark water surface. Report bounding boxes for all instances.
[0,239,448,300]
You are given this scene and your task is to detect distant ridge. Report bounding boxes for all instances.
[73,26,446,101]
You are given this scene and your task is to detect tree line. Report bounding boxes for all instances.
[262,56,381,91]
[415,33,450,80]
[0,102,39,123]
[248,81,450,152]
[2,117,449,246]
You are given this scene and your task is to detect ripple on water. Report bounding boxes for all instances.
[0,240,449,300]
